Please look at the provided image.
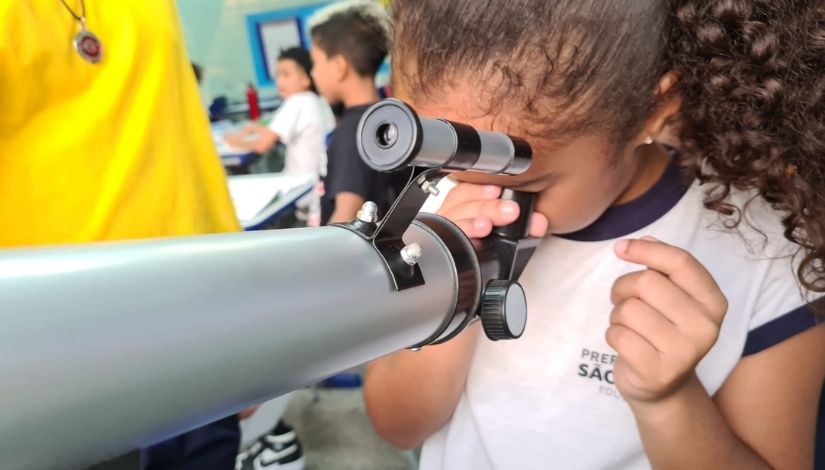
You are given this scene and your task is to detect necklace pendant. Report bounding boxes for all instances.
[73,29,103,64]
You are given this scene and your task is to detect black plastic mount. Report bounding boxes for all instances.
[334,167,445,291]
[342,97,542,346]
[333,169,540,346]
[484,189,541,282]
[405,212,482,349]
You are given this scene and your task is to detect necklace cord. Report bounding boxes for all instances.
[59,0,86,23]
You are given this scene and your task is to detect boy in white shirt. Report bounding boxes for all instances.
[226,47,334,225]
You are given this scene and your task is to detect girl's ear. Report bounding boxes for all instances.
[636,72,682,146]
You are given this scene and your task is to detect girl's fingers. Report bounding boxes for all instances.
[438,183,548,239]
[453,217,494,239]
[441,198,523,228]
[609,297,682,354]
[605,324,659,379]
[611,269,700,327]
[439,183,502,215]
[529,213,549,237]
[614,238,727,321]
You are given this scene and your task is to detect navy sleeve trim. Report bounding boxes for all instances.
[742,305,820,356]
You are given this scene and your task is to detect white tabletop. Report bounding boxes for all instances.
[227,173,315,230]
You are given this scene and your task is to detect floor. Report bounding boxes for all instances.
[282,387,414,470]
[86,385,413,470]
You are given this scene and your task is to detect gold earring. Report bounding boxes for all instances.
[643,136,654,145]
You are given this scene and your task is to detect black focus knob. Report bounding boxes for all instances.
[480,280,527,340]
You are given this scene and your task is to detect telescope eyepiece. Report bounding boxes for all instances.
[357,99,532,175]
[376,122,399,149]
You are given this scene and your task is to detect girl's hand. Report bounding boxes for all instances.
[608,236,728,404]
[437,183,548,238]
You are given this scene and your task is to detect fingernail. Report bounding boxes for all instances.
[500,201,517,215]
[473,218,488,231]
[485,185,500,195]
[614,239,629,254]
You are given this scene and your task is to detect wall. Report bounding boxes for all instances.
[176,0,333,102]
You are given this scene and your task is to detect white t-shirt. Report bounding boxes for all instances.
[268,92,334,217]
[268,91,334,177]
[420,161,819,469]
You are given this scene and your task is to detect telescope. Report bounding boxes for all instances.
[0,99,540,469]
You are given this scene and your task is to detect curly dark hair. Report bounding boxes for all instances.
[392,0,825,293]
[668,0,825,293]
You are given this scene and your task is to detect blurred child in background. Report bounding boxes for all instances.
[308,0,406,225]
[226,47,334,226]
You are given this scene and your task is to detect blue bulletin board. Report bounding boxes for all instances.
[246,3,331,88]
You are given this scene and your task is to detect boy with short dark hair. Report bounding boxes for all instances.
[308,0,403,225]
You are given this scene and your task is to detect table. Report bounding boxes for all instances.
[212,120,259,172]
[227,173,315,231]
[217,143,258,169]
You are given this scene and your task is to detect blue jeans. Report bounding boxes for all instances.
[140,415,240,470]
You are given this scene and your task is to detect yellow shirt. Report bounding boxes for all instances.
[0,1,240,247]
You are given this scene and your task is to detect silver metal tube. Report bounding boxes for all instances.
[475,130,515,173]
[413,118,458,168]
[0,223,459,469]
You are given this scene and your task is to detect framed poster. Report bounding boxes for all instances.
[258,18,303,82]
[246,3,330,88]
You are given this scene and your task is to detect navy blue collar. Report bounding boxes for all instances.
[559,157,691,242]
